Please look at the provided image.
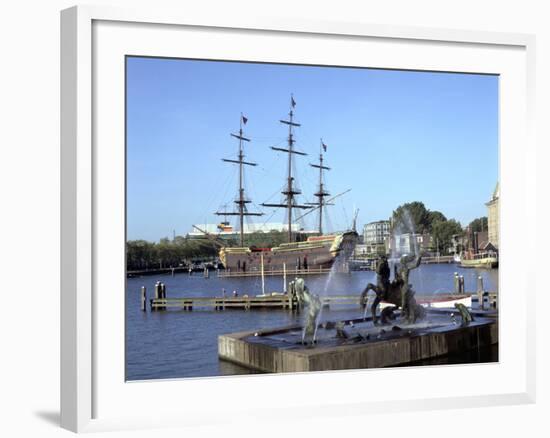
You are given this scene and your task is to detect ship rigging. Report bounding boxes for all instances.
[307,139,332,235]
[214,114,263,247]
[261,95,313,243]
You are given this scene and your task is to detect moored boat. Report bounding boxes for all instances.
[460,251,498,269]
[214,95,357,274]
[380,294,472,310]
[219,231,357,272]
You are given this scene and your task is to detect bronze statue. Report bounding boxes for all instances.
[396,253,422,321]
[292,278,322,345]
[360,255,389,323]
[454,302,474,326]
[361,253,425,324]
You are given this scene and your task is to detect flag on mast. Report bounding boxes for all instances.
[322,141,327,152]
[291,95,296,108]
[242,115,248,125]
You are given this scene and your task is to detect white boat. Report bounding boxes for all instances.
[379,294,472,310]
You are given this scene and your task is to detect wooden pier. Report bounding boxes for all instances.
[151,294,297,311]
[421,255,455,264]
[147,292,498,312]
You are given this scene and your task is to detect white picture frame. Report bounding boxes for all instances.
[61,4,537,433]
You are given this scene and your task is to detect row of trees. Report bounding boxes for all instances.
[128,204,486,269]
[391,201,485,254]
[126,230,294,271]
[126,237,218,271]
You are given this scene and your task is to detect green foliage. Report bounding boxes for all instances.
[392,202,447,234]
[431,219,463,253]
[392,201,430,233]
[391,201,466,253]
[126,240,157,270]
[126,236,218,271]
[126,231,292,270]
[392,201,460,234]
[469,216,488,232]
[427,210,447,225]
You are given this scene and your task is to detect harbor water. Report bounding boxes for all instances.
[126,264,498,380]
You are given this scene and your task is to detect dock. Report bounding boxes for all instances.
[421,255,455,264]
[147,292,498,312]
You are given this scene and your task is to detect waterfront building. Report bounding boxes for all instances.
[389,232,432,256]
[486,182,499,249]
[353,244,369,257]
[363,220,390,255]
[364,220,390,244]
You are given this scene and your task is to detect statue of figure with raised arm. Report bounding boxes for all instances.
[293,278,322,345]
[397,253,422,321]
[361,252,425,324]
[360,255,390,324]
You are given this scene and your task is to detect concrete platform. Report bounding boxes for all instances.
[218,312,498,373]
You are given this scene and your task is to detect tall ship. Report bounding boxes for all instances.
[215,95,357,273]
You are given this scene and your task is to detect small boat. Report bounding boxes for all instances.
[379,294,472,310]
[460,251,498,269]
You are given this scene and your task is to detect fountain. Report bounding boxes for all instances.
[218,210,497,372]
[218,272,497,372]
[360,252,426,324]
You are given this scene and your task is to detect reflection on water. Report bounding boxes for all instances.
[126,264,498,380]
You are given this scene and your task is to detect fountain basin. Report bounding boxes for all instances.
[218,312,498,373]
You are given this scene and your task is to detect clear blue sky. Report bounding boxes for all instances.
[126,57,498,242]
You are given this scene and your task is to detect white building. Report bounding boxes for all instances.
[389,232,432,256]
[364,220,390,245]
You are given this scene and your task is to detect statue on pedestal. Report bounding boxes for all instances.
[360,253,425,324]
[292,278,322,345]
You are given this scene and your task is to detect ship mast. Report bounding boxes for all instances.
[308,139,332,235]
[215,114,263,247]
[262,95,312,243]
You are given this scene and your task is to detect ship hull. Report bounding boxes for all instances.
[219,232,357,273]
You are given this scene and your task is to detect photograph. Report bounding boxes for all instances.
[125,56,499,381]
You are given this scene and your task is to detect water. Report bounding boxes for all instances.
[126,264,498,380]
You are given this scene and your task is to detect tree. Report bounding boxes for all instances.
[469,217,488,232]
[392,201,431,234]
[427,211,447,228]
[431,219,463,253]
[126,237,220,271]
[126,240,158,270]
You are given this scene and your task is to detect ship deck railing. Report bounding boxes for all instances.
[217,266,341,278]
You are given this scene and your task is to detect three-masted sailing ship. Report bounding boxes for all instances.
[215,95,357,273]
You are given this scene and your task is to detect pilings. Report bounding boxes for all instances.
[477,275,490,310]
[140,286,147,312]
[453,272,465,294]
[151,281,167,311]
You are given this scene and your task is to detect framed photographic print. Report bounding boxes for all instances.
[61,5,536,432]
